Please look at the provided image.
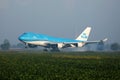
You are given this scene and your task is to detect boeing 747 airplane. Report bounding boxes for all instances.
[18,27,107,51]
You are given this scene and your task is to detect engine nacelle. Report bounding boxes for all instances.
[77,42,85,47]
[57,43,64,49]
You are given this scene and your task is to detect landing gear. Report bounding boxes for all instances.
[50,49,60,52]
[25,46,28,48]
[25,43,28,48]
[43,48,60,52]
[50,44,60,52]
[50,48,60,52]
[43,49,48,51]
[43,44,60,52]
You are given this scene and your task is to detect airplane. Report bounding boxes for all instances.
[18,27,107,51]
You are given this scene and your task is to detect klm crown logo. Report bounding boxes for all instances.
[81,33,88,39]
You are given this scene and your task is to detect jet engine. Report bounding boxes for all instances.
[28,44,37,48]
[77,42,85,47]
[57,43,64,49]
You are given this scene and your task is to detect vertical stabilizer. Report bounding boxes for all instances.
[76,27,91,41]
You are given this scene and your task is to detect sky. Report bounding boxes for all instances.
[0,0,120,45]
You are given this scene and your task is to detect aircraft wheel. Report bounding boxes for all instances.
[43,49,48,51]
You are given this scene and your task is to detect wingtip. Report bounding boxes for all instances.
[86,27,92,29]
[103,38,108,42]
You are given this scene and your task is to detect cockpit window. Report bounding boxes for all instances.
[24,33,26,34]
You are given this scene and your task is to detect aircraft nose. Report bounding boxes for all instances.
[18,36,25,41]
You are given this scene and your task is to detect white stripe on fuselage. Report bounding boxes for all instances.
[25,41,52,46]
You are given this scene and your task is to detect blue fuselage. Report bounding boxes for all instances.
[18,32,80,43]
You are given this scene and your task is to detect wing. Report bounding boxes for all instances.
[62,38,108,48]
[85,38,108,45]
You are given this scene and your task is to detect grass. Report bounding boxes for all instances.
[0,51,120,80]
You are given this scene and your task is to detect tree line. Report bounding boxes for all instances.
[0,39,10,50]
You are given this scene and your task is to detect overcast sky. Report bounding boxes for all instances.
[0,0,120,44]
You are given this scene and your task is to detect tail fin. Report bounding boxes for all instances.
[76,27,91,41]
